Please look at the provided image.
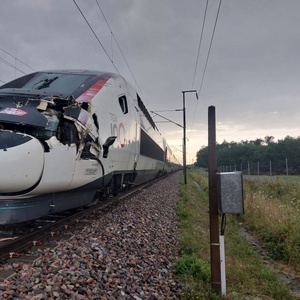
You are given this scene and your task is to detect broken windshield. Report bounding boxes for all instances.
[34,76,59,90]
[13,73,94,95]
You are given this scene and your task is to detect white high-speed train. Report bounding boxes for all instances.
[0,70,180,224]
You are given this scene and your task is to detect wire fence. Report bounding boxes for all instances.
[218,159,300,176]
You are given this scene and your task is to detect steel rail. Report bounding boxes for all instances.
[0,178,157,262]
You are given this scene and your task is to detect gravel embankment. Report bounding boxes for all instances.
[0,172,182,300]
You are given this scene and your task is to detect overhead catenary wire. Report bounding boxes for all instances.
[73,0,120,75]
[0,47,36,81]
[197,0,222,98]
[186,0,209,144]
[0,57,27,75]
[95,0,145,99]
[150,1,223,155]
[190,0,209,91]
[187,0,222,150]
[0,47,36,72]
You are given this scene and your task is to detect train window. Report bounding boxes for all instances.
[5,72,94,96]
[137,93,156,130]
[118,95,128,114]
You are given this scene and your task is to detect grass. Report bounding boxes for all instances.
[246,174,300,186]
[175,174,215,299]
[174,170,297,299]
[242,176,300,269]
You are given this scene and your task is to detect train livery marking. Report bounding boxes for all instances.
[76,77,110,103]
[111,122,126,148]
[109,113,127,148]
[84,168,98,176]
[0,108,27,116]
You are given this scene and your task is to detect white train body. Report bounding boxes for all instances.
[0,70,179,224]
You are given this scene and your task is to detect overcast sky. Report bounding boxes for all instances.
[1,0,300,164]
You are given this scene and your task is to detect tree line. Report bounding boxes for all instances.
[195,136,300,175]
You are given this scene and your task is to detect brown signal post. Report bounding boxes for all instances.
[208,106,221,294]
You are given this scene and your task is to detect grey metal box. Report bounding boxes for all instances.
[218,171,244,214]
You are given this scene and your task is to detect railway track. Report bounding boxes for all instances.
[0,178,156,281]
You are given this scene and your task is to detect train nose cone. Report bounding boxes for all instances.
[0,131,44,194]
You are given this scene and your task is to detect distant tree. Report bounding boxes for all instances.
[264,135,274,145]
[194,135,300,173]
[196,145,209,168]
[251,138,263,146]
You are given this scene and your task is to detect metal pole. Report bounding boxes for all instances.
[181,89,198,185]
[183,92,187,185]
[220,235,226,296]
[208,106,221,294]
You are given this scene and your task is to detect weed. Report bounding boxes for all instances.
[174,254,210,282]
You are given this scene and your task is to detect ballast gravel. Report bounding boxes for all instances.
[0,173,182,299]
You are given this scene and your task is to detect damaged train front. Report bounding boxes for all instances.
[0,88,99,222]
[0,92,49,195]
[0,71,111,223]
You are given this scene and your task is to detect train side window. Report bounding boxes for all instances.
[118,95,128,114]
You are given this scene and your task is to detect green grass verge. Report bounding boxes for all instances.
[174,171,296,299]
[242,175,300,270]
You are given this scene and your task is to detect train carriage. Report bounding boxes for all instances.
[0,70,178,224]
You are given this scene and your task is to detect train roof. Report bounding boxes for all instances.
[0,69,120,98]
[34,69,115,76]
